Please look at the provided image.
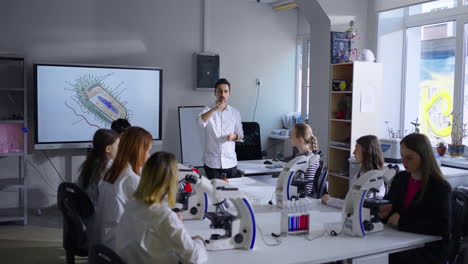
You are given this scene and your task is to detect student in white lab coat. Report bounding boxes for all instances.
[93,126,153,249]
[288,123,320,197]
[77,129,120,205]
[115,151,207,264]
[321,135,384,208]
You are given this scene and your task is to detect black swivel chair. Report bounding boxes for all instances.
[309,151,328,199]
[448,186,468,264]
[311,161,329,199]
[57,182,95,264]
[89,244,126,264]
[235,122,262,161]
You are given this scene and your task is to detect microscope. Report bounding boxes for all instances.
[341,166,398,237]
[184,174,256,251]
[175,164,208,220]
[275,152,321,207]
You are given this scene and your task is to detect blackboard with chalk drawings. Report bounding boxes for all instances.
[178,106,206,167]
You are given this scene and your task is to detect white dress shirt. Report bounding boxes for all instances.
[115,199,207,264]
[92,165,140,249]
[198,104,243,169]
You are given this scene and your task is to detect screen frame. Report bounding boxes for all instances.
[33,63,163,149]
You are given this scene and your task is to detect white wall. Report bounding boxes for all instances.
[0,0,297,208]
[301,0,331,161]
[318,0,371,52]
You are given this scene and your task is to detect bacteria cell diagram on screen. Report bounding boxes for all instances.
[65,73,130,128]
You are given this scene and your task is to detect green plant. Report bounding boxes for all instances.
[450,113,468,146]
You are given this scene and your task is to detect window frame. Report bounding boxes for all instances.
[296,34,311,122]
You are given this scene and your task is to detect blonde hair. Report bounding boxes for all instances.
[104,127,153,184]
[133,152,178,207]
[293,123,318,152]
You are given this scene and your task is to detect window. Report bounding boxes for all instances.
[404,22,455,143]
[378,1,468,147]
[409,0,457,15]
[462,23,468,144]
[296,38,310,120]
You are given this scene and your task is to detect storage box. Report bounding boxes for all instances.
[0,123,24,154]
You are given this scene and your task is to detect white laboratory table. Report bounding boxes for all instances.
[388,163,468,188]
[237,159,286,176]
[184,176,441,264]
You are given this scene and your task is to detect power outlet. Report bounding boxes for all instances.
[256,78,260,86]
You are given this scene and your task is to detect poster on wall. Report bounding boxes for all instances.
[330,31,351,64]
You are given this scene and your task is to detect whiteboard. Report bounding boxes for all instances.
[178,106,205,167]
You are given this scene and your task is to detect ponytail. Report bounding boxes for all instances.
[308,135,318,152]
[293,123,319,152]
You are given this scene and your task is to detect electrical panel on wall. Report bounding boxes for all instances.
[194,53,219,90]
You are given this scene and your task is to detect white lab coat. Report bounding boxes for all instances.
[115,199,208,264]
[91,165,140,249]
[77,160,113,206]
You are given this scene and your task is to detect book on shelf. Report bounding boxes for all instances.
[330,140,350,148]
[329,170,349,177]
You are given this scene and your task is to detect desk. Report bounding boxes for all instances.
[388,163,468,188]
[237,159,286,176]
[185,176,440,264]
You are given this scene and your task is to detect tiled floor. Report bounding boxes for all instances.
[0,206,74,264]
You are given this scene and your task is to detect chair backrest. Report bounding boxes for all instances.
[315,164,329,199]
[236,122,262,161]
[309,152,327,199]
[311,160,324,198]
[57,182,95,253]
[449,186,468,263]
[317,166,328,198]
[89,244,126,264]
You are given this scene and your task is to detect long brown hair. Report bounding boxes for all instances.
[400,133,446,199]
[78,129,119,189]
[356,135,384,172]
[133,152,178,207]
[293,123,318,152]
[103,126,153,184]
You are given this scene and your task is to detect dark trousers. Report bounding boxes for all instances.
[389,241,448,264]
[203,164,238,180]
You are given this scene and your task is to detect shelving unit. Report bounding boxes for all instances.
[0,56,27,225]
[327,62,382,199]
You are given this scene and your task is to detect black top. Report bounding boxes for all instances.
[384,171,451,237]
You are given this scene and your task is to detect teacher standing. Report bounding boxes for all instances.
[198,78,244,179]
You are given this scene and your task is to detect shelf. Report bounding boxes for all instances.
[331,62,354,66]
[0,208,25,223]
[329,172,349,180]
[0,152,24,157]
[0,178,25,188]
[329,145,350,151]
[0,120,24,124]
[0,56,27,226]
[331,91,352,94]
[330,119,351,123]
[0,88,24,92]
